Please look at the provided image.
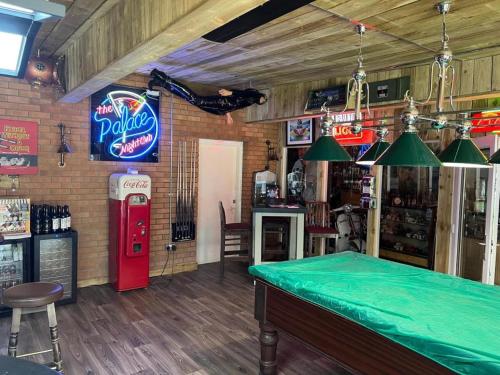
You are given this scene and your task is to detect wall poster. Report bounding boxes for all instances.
[0,119,38,175]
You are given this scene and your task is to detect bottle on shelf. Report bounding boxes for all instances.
[64,205,71,231]
[51,206,60,233]
[42,205,51,234]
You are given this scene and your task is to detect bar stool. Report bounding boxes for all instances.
[4,282,64,373]
[219,201,252,277]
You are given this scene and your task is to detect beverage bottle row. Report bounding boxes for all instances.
[31,204,72,234]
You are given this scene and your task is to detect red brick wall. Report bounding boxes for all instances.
[0,73,280,286]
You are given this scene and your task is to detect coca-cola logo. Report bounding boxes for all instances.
[123,179,149,189]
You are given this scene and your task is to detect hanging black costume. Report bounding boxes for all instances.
[148,68,266,115]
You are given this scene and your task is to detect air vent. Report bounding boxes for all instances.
[203,0,314,43]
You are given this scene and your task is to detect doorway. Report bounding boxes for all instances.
[452,135,500,284]
[196,139,243,264]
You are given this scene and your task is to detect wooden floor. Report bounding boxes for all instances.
[0,262,348,375]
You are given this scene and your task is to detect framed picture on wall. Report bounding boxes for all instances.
[286,118,314,147]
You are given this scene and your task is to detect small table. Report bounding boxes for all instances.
[0,355,58,374]
[252,205,306,265]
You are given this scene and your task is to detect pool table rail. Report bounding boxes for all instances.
[254,279,456,375]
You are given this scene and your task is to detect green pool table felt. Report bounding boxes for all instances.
[249,252,500,375]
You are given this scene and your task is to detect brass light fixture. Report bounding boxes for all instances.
[375,99,441,167]
[438,114,491,168]
[304,24,370,161]
[303,109,352,162]
[356,127,390,166]
[376,1,494,168]
[344,23,370,135]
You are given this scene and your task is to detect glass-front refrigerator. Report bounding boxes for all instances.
[455,135,500,284]
[0,238,31,315]
[31,231,77,305]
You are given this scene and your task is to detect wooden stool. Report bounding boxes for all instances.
[4,282,64,373]
[219,201,252,277]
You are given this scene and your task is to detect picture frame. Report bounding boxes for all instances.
[286,118,315,147]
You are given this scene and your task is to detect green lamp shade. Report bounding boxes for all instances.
[375,132,441,167]
[489,148,500,164]
[356,141,390,166]
[303,136,352,161]
[438,138,491,168]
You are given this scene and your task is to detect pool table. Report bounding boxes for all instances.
[249,252,500,375]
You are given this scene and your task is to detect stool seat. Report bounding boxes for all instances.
[305,225,339,235]
[4,282,64,309]
[225,222,251,231]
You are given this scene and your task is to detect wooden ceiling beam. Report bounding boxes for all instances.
[58,0,268,103]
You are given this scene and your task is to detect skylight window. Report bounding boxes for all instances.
[0,1,34,15]
[0,31,25,75]
[0,1,65,78]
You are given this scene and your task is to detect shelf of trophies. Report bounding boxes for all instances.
[379,197,437,269]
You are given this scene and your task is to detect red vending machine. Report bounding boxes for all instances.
[108,172,151,291]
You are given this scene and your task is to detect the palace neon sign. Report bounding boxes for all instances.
[92,90,159,159]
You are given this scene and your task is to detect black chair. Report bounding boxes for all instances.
[219,201,252,277]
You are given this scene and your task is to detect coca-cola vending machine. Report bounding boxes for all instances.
[109,172,151,291]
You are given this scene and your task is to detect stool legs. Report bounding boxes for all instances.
[47,303,62,372]
[8,307,21,357]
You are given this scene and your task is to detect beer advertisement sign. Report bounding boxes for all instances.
[90,84,160,162]
[0,119,38,175]
[331,112,375,146]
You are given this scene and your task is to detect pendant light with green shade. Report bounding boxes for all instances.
[490,148,500,164]
[303,112,352,162]
[438,121,491,168]
[374,99,442,167]
[356,127,390,166]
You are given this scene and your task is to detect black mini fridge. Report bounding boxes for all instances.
[0,237,31,316]
[31,231,78,305]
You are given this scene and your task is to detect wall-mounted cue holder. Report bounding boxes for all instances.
[172,140,197,242]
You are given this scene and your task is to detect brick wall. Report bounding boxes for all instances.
[0,73,280,287]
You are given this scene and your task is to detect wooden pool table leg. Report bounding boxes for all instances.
[259,321,278,375]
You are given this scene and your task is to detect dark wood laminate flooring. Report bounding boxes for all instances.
[0,262,348,375]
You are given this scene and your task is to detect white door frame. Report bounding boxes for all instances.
[196,139,243,264]
[449,135,500,284]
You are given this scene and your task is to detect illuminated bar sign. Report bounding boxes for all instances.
[331,112,375,146]
[90,84,159,162]
[471,110,500,133]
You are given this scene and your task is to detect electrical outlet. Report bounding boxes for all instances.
[166,244,176,252]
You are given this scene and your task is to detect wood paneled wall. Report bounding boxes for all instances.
[250,53,500,275]
[246,54,500,123]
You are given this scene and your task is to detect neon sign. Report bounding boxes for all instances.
[90,85,159,162]
[471,110,500,134]
[331,112,375,146]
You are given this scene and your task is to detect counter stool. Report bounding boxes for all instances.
[4,282,64,373]
[219,201,252,277]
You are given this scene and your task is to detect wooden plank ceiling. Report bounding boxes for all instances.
[135,0,500,89]
[33,0,107,57]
